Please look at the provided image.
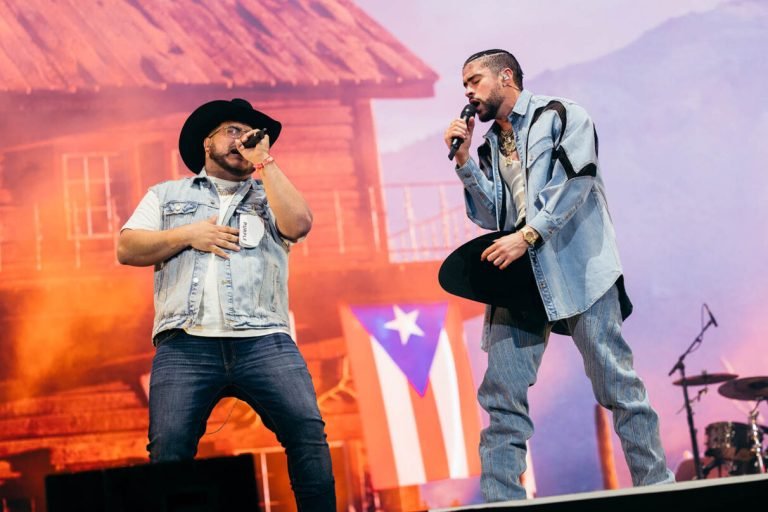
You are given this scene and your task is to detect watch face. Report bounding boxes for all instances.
[524,230,536,244]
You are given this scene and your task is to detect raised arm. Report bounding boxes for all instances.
[257,159,313,241]
[235,134,312,242]
[445,116,499,230]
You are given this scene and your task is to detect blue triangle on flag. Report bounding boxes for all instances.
[350,303,448,396]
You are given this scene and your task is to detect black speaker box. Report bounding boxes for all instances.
[45,454,259,512]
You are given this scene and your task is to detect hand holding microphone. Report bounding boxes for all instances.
[235,129,272,170]
[242,128,267,149]
[445,103,477,162]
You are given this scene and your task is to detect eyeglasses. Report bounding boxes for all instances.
[208,125,252,139]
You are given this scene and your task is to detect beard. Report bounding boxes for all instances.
[477,87,504,122]
[208,145,253,177]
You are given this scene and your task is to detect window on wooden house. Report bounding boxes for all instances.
[62,153,118,240]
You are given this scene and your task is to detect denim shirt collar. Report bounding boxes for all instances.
[191,167,213,187]
[511,89,533,118]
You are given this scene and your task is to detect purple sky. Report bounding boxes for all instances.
[355,0,730,151]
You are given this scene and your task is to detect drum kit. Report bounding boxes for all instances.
[673,372,768,478]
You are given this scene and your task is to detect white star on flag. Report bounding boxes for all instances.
[384,305,425,345]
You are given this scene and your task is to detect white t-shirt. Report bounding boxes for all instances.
[499,156,526,228]
[122,176,289,338]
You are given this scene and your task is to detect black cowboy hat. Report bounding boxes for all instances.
[178,98,282,173]
[438,231,549,325]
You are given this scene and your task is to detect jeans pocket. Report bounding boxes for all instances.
[153,328,183,347]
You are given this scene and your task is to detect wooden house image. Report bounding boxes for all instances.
[0,1,468,510]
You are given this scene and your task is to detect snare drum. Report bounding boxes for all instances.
[705,421,764,461]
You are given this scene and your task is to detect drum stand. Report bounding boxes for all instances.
[672,363,705,479]
[748,400,766,474]
[668,316,717,480]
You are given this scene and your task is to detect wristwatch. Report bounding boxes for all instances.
[521,226,540,246]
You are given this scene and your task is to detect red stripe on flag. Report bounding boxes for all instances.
[339,306,399,489]
[446,304,483,475]
[409,379,450,481]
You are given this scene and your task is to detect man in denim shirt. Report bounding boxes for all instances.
[118,99,335,511]
[444,50,674,501]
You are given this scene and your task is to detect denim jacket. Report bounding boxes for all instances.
[150,172,290,340]
[456,89,623,322]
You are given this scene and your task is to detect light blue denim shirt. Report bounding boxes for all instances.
[149,171,290,340]
[456,89,623,322]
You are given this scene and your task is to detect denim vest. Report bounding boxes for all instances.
[456,89,624,322]
[150,172,290,341]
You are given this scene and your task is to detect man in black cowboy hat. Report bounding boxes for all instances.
[443,50,674,501]
[118,98,335,510]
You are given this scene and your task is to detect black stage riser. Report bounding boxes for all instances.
[45,454,259,512]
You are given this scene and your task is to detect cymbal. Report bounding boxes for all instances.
[673,372,738,386]
[718,376,768,401]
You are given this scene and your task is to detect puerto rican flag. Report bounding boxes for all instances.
[340,302,481,489]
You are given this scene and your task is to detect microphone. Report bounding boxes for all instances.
[704,304,718,327]
[448,104,477,160]
[242,129,266,149]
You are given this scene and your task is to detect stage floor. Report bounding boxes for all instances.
[430,473,768,511]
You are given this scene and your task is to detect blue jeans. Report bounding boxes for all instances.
[478,285,675,501]
[147,330,335,511]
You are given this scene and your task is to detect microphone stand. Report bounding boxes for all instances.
[668,316,717,480]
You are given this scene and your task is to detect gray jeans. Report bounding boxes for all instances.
[478,285,675,501]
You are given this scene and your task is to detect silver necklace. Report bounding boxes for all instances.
[213,182,241,196]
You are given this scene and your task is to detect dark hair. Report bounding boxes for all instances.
[464,49,524,89]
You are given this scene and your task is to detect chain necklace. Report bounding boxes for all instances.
[499,129,518,166]
[213,182,241,196]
